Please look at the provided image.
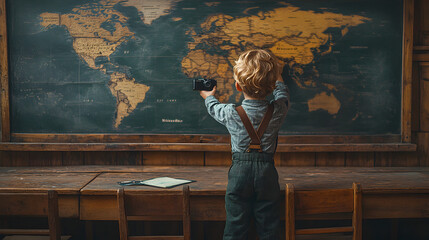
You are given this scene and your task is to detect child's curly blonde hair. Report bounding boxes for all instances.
[233,49,280,99]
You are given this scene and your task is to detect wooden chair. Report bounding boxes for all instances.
[0,190,61,240]
[117,185,191,240]
[285,183,362,240]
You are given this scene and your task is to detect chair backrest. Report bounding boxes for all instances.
[0,190,61,240]
[117,185,191,240]
[286,183,362,240]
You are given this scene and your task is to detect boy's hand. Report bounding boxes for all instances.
[277,60,285,82]
[200,86,217,100]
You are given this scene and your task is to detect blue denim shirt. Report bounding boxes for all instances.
[204,81,290,153]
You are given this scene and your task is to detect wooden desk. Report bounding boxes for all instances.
[80,168,229,221]
[80,167,429,221]
[1,166,429,220]
[0,172,99,217]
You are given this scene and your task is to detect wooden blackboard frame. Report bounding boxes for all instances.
[0,0,416,152]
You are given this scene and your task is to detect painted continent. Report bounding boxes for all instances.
[181,4,370,114]
[40,0,157,128]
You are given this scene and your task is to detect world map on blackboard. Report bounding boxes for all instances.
[8,0,403,134]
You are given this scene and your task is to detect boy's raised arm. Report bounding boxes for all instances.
[201,87,231,125]
[273,74,290,107]
[273,62,290,105]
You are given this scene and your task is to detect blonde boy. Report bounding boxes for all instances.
[200,49,290,240]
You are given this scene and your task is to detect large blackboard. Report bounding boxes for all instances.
[7,0,403,135]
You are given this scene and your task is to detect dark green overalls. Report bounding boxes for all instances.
[223,104,280,240]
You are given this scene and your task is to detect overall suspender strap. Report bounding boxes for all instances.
[257,103,274,138]
[236,103,274,152]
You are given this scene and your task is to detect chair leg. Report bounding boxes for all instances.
[286,184,295,240]
[183,185,191,240]
[353,183,362,240]
[117,188,128,240]
[48,190,61,240]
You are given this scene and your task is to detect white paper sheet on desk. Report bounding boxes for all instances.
[141,177,194,188]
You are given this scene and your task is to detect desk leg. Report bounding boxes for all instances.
[390,219,398,240]
[85,221,94,240]
[192,221,204,239]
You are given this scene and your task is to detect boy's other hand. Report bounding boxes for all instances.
[200,86,217,100]
[277,60,285,82]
